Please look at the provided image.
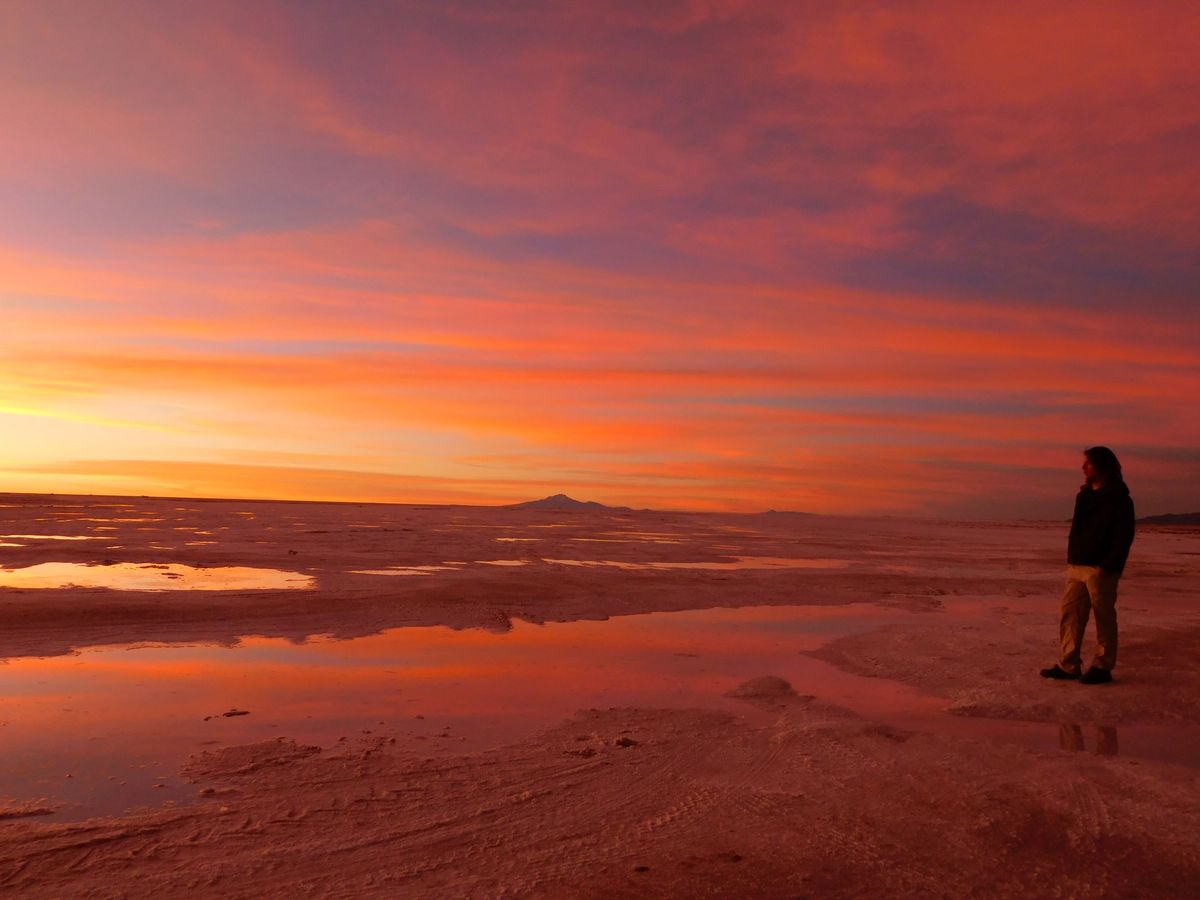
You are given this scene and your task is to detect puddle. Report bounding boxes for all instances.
[1,603,1197,823]
[495,537,539,542]
[601,532,686,543]
[1,534,98,541]
[0,542,24,548]
[544,556,851,571]
[74,518,159,524]
[0,563,314,591]
[350,565,461,576]
[604,532,677,537]
[0,605,894,821]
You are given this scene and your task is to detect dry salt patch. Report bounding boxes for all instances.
[0,562,313,591]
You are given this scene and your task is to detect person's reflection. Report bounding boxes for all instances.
[1058,722,1118,756]
[1059,722,1085,752]
[1095,725,1119,756]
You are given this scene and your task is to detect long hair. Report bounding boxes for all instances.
[1084,446,1124,484]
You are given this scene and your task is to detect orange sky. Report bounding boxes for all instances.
[2,1,1198,516]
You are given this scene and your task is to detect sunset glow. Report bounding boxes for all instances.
[3,1,1197,516]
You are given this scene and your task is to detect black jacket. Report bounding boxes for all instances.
[1067,481,1135,574]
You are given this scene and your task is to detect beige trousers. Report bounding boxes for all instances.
[1059,564,1119,673]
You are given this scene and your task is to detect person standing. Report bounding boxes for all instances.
[1041,447,1136,684]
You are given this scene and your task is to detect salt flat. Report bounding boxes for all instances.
[0,494,1197,897]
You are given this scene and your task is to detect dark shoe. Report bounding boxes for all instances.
[1081,667,1113,685]
[1040,665,1080,680]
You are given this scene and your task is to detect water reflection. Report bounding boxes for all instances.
[1058,723,1119,756]
[0,562,313,591]
[0,605,900,821]
[597,532,685,543]
[352,561,528,575]
[2,604,1196,824]
[545,556,851,571]
[1,534,98,541]
[74,518,160,523]
[350,565,461,576]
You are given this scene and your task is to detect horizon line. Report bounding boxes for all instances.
[0,489,1094,523]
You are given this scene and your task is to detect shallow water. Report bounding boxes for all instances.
[0,605,901,821]
[0,562,313,591]
[544,556,852,570]
[1,534,98,541]
[349,565,461,576]
[4,602,1196,824]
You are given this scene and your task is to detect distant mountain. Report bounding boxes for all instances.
[507,493,630,512]
[1138,512,1200,525]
